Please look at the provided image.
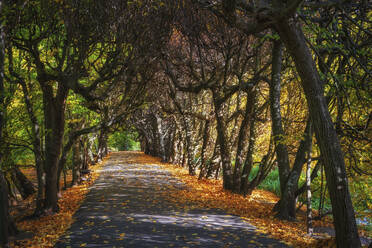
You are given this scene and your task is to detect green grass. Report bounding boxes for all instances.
[247,165,371,235]
[248,166,281,196]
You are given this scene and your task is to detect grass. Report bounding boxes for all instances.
[248,166,281,196]
[249,166,371,238]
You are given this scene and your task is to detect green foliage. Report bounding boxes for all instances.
[108,131,140,151]
[249,167,281,196]
[349,176,372,216]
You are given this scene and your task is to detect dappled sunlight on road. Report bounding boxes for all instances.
[55,151,289,248]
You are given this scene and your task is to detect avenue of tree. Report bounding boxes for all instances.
[0,1,370,248]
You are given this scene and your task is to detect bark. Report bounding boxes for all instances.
[170,132,180,164]
[240,107,257,195]
[232,96,251,192]
[0,5,9,245]
[295,160,321,197]
[140,138,146,152]
[72,140,82,186]
[149,113,161,157]
[182,115,197,175]
[0,5,17,245]
[62,166,67,190]
[206,134,221,179]
[97,129,108,162]
[57,143,70,193]
[86,134,96,165]
[81,139,88,171]
[0,174,17,243]
[97,110,109,161]
[277,118,313,219]
[0,172,9,247]
[10,166,35,199]
[269,40,291,202]
[306,126,313,235]
[213,93,233,190]
[275,18,361,247]
[163,123,176,163]
[170,94,196,175]
[269,39,314,220]
[41,83,68,213]
[155,114,166,162]
[198,120,210,180]
[233,89,256,193]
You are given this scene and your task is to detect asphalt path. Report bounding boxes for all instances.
[55,152,290,248]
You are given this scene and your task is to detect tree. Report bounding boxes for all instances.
[200,0,363,246]
[0,1,18,245]
[5,0,172,213]
[0,1,10,244]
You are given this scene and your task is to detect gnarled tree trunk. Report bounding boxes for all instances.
[275,18,361,248]
[10,166,35,200]
[268,40,291,210]
[41,84,68,213]
[213,91,233,190]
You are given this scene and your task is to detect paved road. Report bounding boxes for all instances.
[55,152,290,248]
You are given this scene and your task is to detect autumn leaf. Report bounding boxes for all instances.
[10,157,106,248]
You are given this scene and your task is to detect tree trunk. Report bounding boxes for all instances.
[198,120,210,180]
[72,140,82,186]
[155,114,166,161]
[245,140,275,195]
[295,159,321,197]
[18,80,45,215]
[240,108,257,195]
[206,134,221,179]
[275,18,361,248]
[87,134,96,165]
[0,10,10,245]
[82,139,88,171]
[180,114,195,175]
[232,94,252,192]
[10,166,35,199]
[0,172,9,247]
[233,88,256,193]
[213,93,233,190]
[0,6,18,244]
[42,84,68,213]
[169,92,196,175]
[0,173,18,246]
[306,127,313,235]
[277,118,313,219]
[269,40,291,206]
[97,129,108,162]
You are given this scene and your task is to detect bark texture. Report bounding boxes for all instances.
[269,40,290,203]
[275,18,361,248]
[41,83,69,213]
[10,167,35,199]
[0,172,9,247]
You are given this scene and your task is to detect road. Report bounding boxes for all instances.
[55,152,289,248]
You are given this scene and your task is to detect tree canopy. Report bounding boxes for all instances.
[0,0,371,247]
